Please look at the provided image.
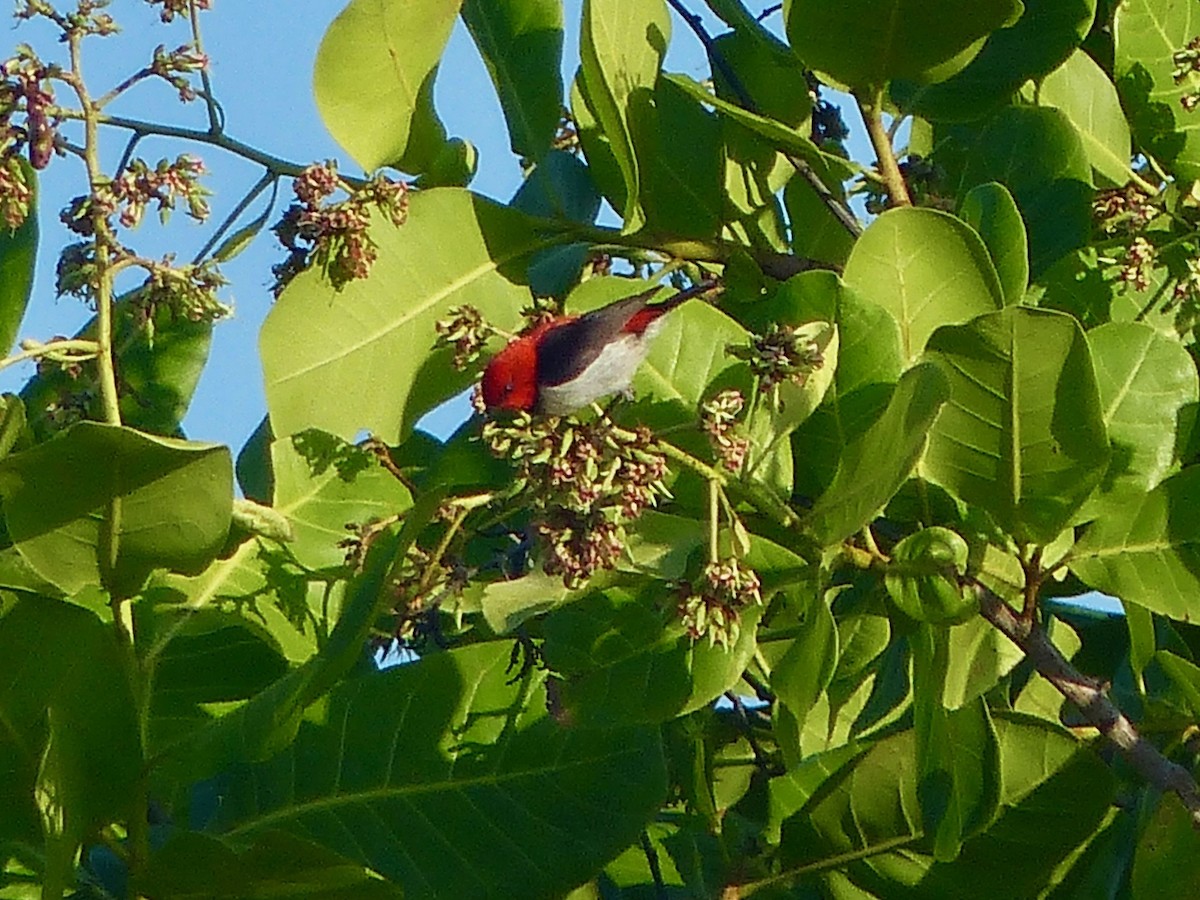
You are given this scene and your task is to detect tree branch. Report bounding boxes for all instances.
[973,580,1200,827]
[857,89,911,208]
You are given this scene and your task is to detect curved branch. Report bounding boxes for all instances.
[973,580,1200,827]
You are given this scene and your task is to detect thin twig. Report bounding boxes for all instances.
[191,169,277,264]
[665,0,862,237]
[973,580,1200,827]
[188,0,222,133]
[640,830,668,900]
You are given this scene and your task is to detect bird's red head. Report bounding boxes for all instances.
[480,328,544,412]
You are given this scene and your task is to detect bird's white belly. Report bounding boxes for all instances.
[538,330,655,415]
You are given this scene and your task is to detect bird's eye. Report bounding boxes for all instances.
[504,381,514,395]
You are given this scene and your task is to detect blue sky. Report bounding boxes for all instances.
[7,0,844,452]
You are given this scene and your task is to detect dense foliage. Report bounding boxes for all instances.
[2,0,1200,897]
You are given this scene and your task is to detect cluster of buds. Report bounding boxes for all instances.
[550,110,580,156]
[678,559,762,649]
[1174,37,1200,111]
[272,161,410,294]
[1119,236,1156,292]
[1,48,59,172]
[700,389,750,473]
[148,0,210,24]
[151,43,209,102]
[864,155,949,214]
[1093,185,1158,235]
[75,155,210,230]
[729,321,830,394]
[482,413,669,587]
[435,305,490,370]
[0,156,32,230]
[1167,256,1200,336]
[128,256,230,324]
[17,1,117,36]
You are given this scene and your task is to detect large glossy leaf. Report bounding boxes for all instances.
[922,307,1109,545]
[1069,466,1200,622]
[806,362,951,545]
[205,643,666,900]
[1039,50,1133,186]
[785,0,1021,89]
[0,160,36,356]
[0,598,139,867]
[842,207,1004,364]
[960,106,1094,277]
[541,587,762,727]
[271,432,412,571]
[892,0,1097,122]
[461,0,564,160]
[959,182,1029,306]
[0,423,232,596]
[1131,794,1200,900]
[261,189,549,442]
[313,0,461,173]
[1081,322,1198,520]
[1115,0,1200,182]
[579,0,670,231]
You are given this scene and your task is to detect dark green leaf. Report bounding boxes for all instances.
[786,0,1022,90]
[1132,793,1200,900]
[206,643,666,900]
[893,0,1097,122]
[922,307,1109,544]
[462,0,564,160]
[807,362,951,545]
[0,422,232,596]
[772,590,838,727]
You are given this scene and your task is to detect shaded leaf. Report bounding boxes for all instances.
[959,182,1029,305]
[886,527,975,625]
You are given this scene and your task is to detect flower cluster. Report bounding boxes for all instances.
[700,389,749,473]
[74,155,211,230]
[1119,236,1156,292]
[678,559,762,649]
[0,156,32,230]
[1173,36,1200,111]
[147,0,210,24]
[729,321,829,394]
[17,0,116,36]
[435,305,490,370]
[483,413,669,587]
[272,161,410,295]
[127,256,230,324]
[151,43,210,102]
[1,48,59,173]
[1093,185,1159,235]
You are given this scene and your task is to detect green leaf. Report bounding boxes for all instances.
[479,569,578,634]
[142,830,403,899]
[772,590,838,727]
[1132,793,1200,900]
[1156,649,1200,717]
[512,149,602,223]
[0,422,232,596]
[0,160,36,356]
[922,307,1109,544]
[261,189,549,442]
[892,0,1097,122]
[911,627,1001,861]
[0,597,139,862]
[959,182,1029,305]
[207,643,666,900]
[1069,466,1200,622]
[1081,322,1199,520]
[843,207,1004,364]
[785,0,1022,90]
[1115,0,1200,182]
[960,106,1094,276]
[664,73,856,183]
[461,0,564,160]
[271,432,412,571]
[541,587,762,727]
[1039,49,1133,186]
[806,362,951,545]
[886,527,975,624]
[784,173,856,267]
[313,0,461,173]
[943,615,1026,710]
[579,0,670,231]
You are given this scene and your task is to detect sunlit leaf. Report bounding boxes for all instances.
[1039,50,1133,186]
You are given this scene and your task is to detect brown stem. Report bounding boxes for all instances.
[974,581,1200,827]
[857,89,912,208]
